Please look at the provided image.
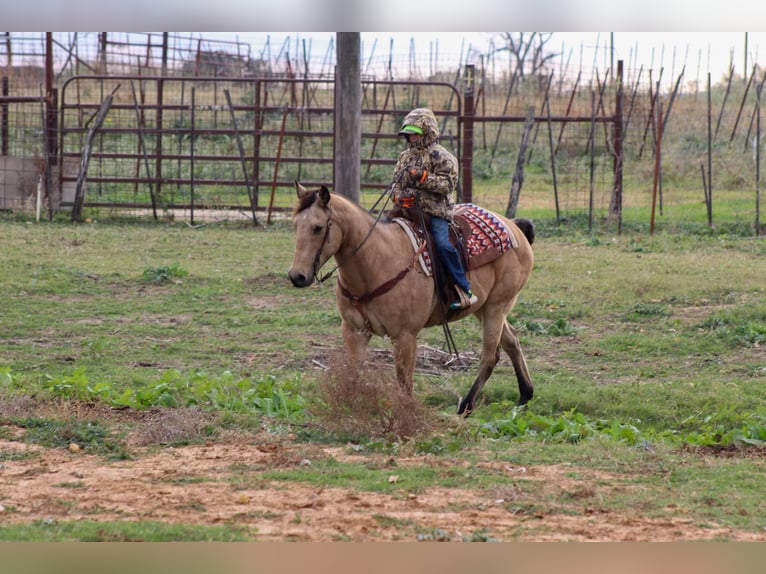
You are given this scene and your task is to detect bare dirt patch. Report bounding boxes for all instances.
[2,429,765,542]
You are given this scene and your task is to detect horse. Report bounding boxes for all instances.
[288,182,535,415]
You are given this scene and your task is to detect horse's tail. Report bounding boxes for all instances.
[513,218,535,246]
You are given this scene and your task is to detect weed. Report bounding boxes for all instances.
[141,264,188,284]
[622,302,671,322]
[16,418,130,459]
[309,351,439,441]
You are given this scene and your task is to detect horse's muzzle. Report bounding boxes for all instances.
[288,269,314,288]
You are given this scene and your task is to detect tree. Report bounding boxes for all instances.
[493,32,557,79]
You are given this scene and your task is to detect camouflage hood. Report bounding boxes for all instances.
[399,108,439,149]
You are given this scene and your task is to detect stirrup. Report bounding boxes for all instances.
[449,288,477,310]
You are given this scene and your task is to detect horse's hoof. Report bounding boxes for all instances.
[518,391,533,406]
[457,398,473,417]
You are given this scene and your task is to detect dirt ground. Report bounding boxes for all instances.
[2,426,765,542]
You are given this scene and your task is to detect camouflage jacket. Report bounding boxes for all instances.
[390,108,459,221]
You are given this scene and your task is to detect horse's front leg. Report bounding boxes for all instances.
[341,319,372,374]
[392,331,417,396]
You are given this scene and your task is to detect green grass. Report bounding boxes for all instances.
[0,212,765,540]
[0,520,254,541]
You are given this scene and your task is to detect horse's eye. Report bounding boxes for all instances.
[312,225,323,235]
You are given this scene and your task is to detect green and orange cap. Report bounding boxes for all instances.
[398,124,424,136]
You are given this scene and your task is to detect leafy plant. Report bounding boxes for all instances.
[141,264,188,284]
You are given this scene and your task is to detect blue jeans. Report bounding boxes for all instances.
[429,216,471,294]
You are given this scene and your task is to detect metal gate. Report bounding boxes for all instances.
[57,75,462,222]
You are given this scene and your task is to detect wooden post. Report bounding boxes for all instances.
[72,92,115,222]
[589,92,595,233]
[706,73,713,227]
[544,89,560,225]
[651,97,663,235]
[506,106,535,219]
[334,33,361,203]
[756,84,761,235]
[730,64,757,142]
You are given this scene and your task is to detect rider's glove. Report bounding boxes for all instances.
[407,168,428,186]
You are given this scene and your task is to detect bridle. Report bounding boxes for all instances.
[310,190,392,285]
[311,215,335,284]
[307,192,424,336]
[303,185,453,355]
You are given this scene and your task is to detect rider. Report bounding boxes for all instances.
[390,108,477,311]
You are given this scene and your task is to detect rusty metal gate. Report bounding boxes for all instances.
[51,64,626,224]
[57,75,462,222]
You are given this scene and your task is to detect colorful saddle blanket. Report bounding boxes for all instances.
[393,203,517,276]
[453,203,518,269]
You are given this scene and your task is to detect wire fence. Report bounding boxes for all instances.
[1,32,763,233]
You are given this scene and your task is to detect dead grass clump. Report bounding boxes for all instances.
[0,393,134,423]
[310,352,438,441]
[0,393,38,420]
[126,407,215,447]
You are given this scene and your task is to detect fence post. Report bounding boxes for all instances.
[334,33,361,204]
[506,106,535,219]
[72,92,115,222]
[756,83,761,235]
[610,60,624,231]
[651,97,663,235]
[2,77,8,156]
[155,76,164,212]
[461,64,475,204]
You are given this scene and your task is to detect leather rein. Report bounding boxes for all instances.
[310,191,425,313]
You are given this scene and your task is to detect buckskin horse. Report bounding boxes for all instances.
[288,182,535,415]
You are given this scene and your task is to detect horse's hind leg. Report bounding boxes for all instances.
[499,319,534,405]
[457,315,504,416]
[457,318,533,416]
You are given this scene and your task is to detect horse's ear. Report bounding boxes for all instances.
[317,185,331,207]
[295,181,311,200]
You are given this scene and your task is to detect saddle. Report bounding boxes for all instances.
[391,203,517,307]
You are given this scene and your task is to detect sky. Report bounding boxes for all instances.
[4,1,765,83]
[4,0,764,31]
[200,31,764,84]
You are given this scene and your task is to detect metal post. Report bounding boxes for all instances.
[611,60,624,232]
[1,77,8,156]
[461,64,475,204]
[190,87,196,226]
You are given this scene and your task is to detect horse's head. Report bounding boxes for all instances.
[288,182,338,288]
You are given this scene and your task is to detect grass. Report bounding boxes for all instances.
[0,208,765,540]
[0,520,254,541]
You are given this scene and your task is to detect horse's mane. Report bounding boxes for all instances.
[293,189,321,217]
[293,187,374,225]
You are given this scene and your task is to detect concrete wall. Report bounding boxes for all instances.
[0,157,78,213]
[0,157,40,211]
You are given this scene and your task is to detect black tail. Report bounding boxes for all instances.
[513,218,535,246]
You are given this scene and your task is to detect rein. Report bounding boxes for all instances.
[313,190,392,284]
[338,242,426,334]
[304,185,461,359]
[338,263,413,307]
